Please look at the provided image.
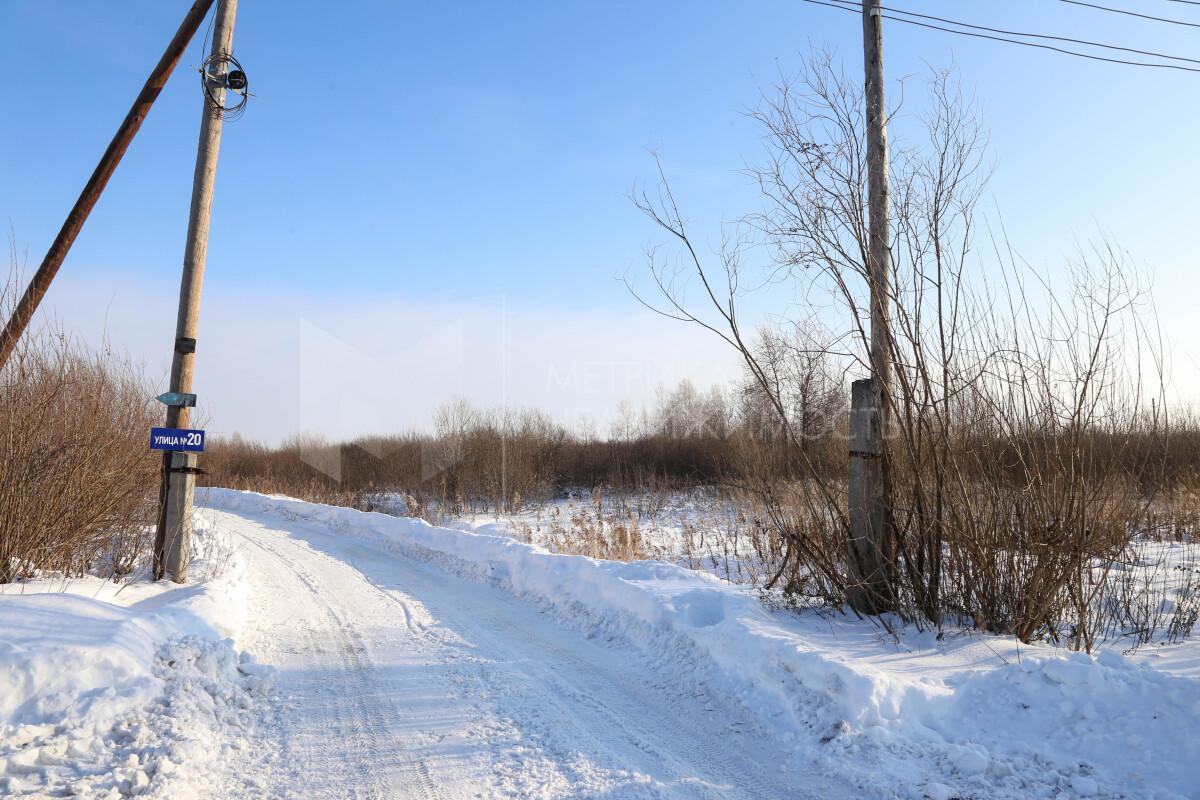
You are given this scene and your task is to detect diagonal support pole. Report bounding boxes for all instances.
[0,0,216,369]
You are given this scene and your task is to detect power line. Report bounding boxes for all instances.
[1060,0,1200,27]
[820,0,1200,65]
[801,0,1200,73]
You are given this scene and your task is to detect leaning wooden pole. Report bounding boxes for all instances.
[0,0,216,370]
[847,0,896,614]
[154,0,239,583]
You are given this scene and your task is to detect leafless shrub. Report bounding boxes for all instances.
[0,276,158,582]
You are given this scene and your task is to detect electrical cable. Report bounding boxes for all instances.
[1059,0,1200,27]
[802,0,1200,73]
[818,0,1200,64]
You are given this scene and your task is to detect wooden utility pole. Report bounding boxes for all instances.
[154,0,239,582]
[848,0,895,614]
[0,0,215,370]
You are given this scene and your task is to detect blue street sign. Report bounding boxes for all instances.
[149,427,206,453]
[155,392,197,408]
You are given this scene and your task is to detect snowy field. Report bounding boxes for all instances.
[436,491,1200,647]
[389,489,768,582]
[0,488,1196,798]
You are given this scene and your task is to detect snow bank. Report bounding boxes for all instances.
[0,517,273,798]
[204,488,1199,800]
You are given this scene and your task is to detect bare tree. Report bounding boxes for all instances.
[630,52,1166,645]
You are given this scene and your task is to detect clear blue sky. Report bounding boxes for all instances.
[1,1,1196,440]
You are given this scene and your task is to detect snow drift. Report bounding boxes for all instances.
[204,488,1198,800]
[0,519,273,798]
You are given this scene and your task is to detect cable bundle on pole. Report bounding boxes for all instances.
[201,51,250,120]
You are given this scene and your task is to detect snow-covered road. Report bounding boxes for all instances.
[4,492,1196,798]
[219,505,840,799]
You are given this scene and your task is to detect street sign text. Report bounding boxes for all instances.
[149,427,206,452]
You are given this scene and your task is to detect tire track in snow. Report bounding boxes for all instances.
[239,530,444,800]
[373,549,804,800]
[273,518,824,799]
[222,508,839,799]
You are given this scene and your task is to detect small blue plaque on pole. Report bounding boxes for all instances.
[150,427,206,452]
[155,391,197,408]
